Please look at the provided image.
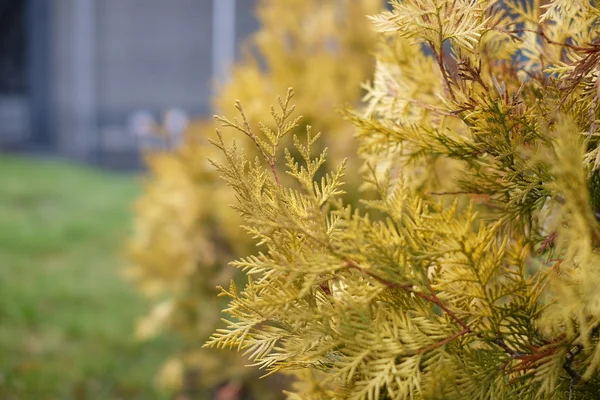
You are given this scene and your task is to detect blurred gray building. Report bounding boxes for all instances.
[0,0,257,168]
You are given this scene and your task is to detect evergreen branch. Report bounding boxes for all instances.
[344,257,413,291]
[564,344,583,382]
[416,326,471,355]
[344,258,471,332]
[507,28,591,52]
[205,4,600,398]
[563,324,600,394]
[214,88,300,187]
[403,97,457,116]
[427,190,479,196]
[491,337,524,358]
[428,40,457,102]
[537,232,557,255]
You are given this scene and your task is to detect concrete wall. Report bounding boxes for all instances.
[96,0,214,122]
[0,96,29,148]
[236,0,260,55]
[46,0,257,167]
[0,1,31,149]
[51,0,82,158]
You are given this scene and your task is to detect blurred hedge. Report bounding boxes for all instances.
[125,1,383,398]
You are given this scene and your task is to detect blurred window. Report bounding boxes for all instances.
[0,1,27,94]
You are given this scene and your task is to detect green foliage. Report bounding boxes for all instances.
[0,156,177,400]
[206,1,600,398]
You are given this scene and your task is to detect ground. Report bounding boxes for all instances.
[0,155,179,400]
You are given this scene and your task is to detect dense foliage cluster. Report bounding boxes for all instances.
[206,1,600,399]
[126,0,381,395]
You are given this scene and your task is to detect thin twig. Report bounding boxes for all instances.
[402,98,457,117]
[427,190,478,196]
[344,258,413,291]
[564,344,583,381]
[492,337,525,358]
[508,28,589,51]
[428,40,457,103]
[269,161,280,186]
[345,258,474,356]
[537,232,557,255]
[344,258,470,331]
[416,327,471,354]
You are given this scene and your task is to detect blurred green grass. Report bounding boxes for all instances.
[0,155,178,400]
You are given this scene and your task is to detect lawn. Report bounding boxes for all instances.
[0,155,178,400]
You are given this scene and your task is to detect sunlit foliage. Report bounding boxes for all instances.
[206,1,600,398]
[126,0,381,395]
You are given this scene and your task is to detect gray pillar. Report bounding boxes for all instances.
[212,0,236,85]
[73,0,98,161]
[28,0,52,148]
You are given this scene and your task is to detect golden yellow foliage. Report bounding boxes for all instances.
[206,1,600,399]
[126,0,383,395]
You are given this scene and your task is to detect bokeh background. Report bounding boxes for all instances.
[0,1,257,398]
[0,0,257,167]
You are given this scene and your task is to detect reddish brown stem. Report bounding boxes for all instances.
[537,232,556,255]
[508,28,590,51]
[427,40,457,103]
[344,258,413,290]
[416,327,471,354]
[427,190,475,196]
[344,258,473,355]
[415,290,470,331]
[344,258,470,332]
[269,161,280,186]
